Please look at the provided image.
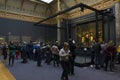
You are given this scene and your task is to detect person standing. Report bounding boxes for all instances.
[59,42,70,80]
[90,42,95,67]
[51,43,59,67]
[8,42,16,67]
[2,43,8,64]
[68,39,76,75]
[36,44,42,67]
[117,45,120,64]
[15,44,20,59]
[28,41,33,60]
[94,41,101,69]
[104,41,116,71]
[21,44,27,63]
[100,42,106,68]
[45,45,52,65]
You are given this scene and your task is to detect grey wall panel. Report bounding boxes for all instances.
[0,18,57,42]
[104,22,109,42]
[109,20,116,43]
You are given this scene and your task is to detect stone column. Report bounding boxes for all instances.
[57,0,61,42]
[115,1,120,46]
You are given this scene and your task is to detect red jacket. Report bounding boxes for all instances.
[105,46,116,57]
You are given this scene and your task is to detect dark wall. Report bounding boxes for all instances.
[60,19,72,43]
[0,18,57,42]
[103,16,116,43]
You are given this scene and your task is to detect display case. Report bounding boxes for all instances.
[76,21,103,47]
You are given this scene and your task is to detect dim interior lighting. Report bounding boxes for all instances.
[41,0,53,3]
[82,37,85,43]
[117,45,120,53]
[90,36,93,41]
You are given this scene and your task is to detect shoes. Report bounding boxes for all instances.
[8,64,14,67]
[21,60,27,63]
[68,73,75,76]
[61,77,68,80]
[100,65,104,68]
[104,68,107,71]
[110,69,113,72]
[37,65,42,67]
[3,60,7,64]
[95,66,100,70]
[71,73,75,75]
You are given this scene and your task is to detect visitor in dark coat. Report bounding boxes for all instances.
[68,39,76,75]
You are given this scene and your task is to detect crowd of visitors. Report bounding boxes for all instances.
[0,39,120,80]
[0,39,76,80]
[90,40,120,72]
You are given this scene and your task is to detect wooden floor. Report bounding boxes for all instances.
[0,61,16,80]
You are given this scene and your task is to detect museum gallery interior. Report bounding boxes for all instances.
[0,0,120,80]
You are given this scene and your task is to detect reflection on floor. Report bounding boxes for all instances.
[0,61,15,80]
[75,56,91,64]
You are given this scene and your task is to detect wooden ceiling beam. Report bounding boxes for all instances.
[49,5,56,12]
[33,3,38,14]
[60,0,70,18]
[45,4,49,16]
[73,0,81,16]
[20,0,24,11]
[49,5,54,15]
[5,0,8,11]
[61,0,69,8]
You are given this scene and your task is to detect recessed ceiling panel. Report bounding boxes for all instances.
[0,0,5,4]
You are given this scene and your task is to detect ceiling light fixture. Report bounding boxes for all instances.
[41,0,53,4]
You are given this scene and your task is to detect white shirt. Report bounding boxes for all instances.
[59,48,70,61]
[51,45,59,54]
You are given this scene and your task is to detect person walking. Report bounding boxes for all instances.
[59,42,70,80]
[51,43,59,67]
